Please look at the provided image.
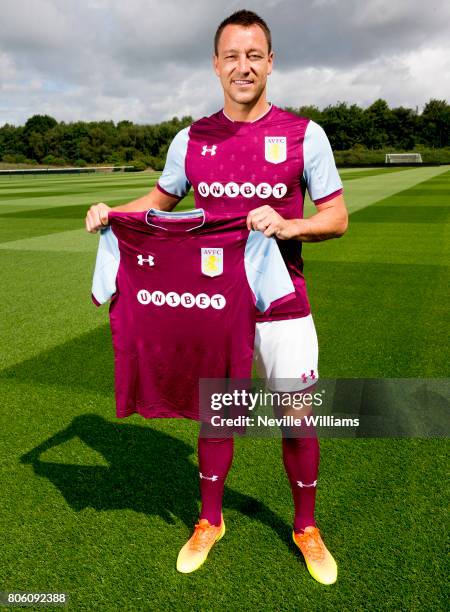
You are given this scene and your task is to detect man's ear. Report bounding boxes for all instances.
[267,51,274,76]
[213,54,220,77]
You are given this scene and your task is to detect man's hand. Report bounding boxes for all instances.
[246,205,297,239]
[247,194,348,242]
[85,202,111,233]
[84,187,181,233]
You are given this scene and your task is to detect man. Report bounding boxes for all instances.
[85,10,348,585]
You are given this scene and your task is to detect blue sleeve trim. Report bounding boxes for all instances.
[158,126,191,198]
[244,231,295,313]
[303,121,343,202]
[91,227,120,305]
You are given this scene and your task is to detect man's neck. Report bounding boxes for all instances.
[222,98,271,123]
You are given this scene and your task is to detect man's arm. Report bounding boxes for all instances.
[246,194,348,242]
[85,126,191,233]
[85,186,180,233]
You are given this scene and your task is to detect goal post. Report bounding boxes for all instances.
[385,153,423,164]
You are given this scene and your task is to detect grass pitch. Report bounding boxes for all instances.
[0,167,449,611]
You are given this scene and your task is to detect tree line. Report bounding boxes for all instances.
[0,99,448,170]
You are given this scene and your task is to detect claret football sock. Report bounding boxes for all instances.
[281,423,320,533]
[197,430,234,527]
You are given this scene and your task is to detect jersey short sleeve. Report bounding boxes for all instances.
[157,126,191,199]
[244,231,296,314]
[303,120,343,205]
[92,227,120,305]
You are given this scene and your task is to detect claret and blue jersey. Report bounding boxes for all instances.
[92,209,295,420]
[157,104,343,320]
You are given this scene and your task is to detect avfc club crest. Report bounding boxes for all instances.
[265,136,287,164]
[201,248,223,277]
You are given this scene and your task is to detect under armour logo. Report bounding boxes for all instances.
[301,370,317,384]
[199,472,219,482]
[296,480,317,488]
[137,254,155,266]
[201,145,217,156]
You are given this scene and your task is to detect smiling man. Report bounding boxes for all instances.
[85,9,347,585]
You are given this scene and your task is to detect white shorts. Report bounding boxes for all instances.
[253,315,319,391]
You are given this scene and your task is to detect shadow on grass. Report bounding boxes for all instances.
[19,414,294,550]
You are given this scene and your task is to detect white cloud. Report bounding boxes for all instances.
[269,45,450,110]
[0,52,17,81]
[0,0,448,126]
[0,0,71,55]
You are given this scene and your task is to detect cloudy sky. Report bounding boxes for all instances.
[1,0,449,126]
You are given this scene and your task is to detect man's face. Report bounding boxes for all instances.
[214,24,273,106]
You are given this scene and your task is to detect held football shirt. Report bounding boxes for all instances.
[92,209,295,420]
[156,104,343,321]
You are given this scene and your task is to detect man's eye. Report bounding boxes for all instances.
[249,55,262,60]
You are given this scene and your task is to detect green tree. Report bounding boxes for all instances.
[1,103,448,167]
[390,107,418,149]
[0,124,25,159]
[24,114,58,134]
[28,131,46,161]
[363,99,393,149]
[321,102,365,150]
[420,99,450,148]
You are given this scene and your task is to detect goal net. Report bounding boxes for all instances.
[385,153,422,164]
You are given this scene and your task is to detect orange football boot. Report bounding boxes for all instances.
[293,526,337,585]
[177,515,225,573]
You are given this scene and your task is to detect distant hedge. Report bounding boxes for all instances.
[334,146,450,167]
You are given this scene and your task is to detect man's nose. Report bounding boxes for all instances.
[237,54,250,73]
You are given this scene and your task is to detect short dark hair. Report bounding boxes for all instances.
[214,9,272,55]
